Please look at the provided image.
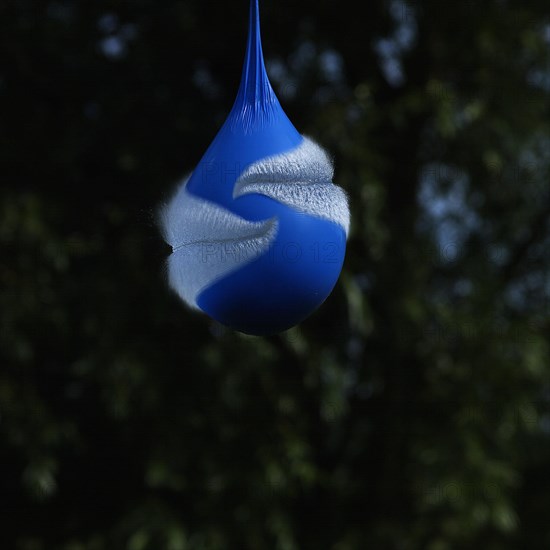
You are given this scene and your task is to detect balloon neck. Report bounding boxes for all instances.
[230,0,279,130]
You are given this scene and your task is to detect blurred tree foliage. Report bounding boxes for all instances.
[1,0,550,548]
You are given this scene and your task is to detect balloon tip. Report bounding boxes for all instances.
[235,0,277,109]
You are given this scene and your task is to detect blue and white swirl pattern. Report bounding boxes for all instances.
[161,137,349,311]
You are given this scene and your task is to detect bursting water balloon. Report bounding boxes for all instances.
[161,0,350,335]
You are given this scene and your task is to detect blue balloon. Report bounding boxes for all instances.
[161,0,350,335]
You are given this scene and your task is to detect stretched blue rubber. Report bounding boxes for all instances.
[185,0,347,335]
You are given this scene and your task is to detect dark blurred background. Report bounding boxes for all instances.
[1,0,550,548]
